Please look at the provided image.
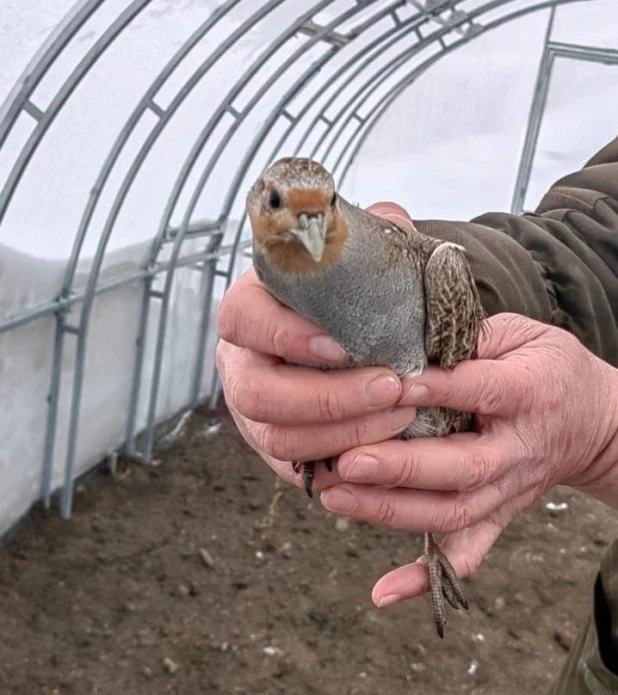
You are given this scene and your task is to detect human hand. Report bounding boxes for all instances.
[319,313,618,607]
[216,202,418,488]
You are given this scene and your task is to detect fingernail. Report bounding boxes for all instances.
[400,383,430,405]
[378,594,401,608]
[389,406,417,431]
[364,374,400,407]
[321,487,356,513]
[309,335,347,363]
[345,454,380,481]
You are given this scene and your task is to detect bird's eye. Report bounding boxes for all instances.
[269,190,281,209]
[330,192,337,208]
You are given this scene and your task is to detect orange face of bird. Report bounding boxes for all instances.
[247,158,349,275]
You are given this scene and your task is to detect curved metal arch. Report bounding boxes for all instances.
[0,0,605,523]
[42,0,246,509]
[193,0,579,405]
[307,0,565,173]
[0,0,106,146]
[333,1,585,184]
[54,0,416,515]
[57,0,295,514]
[0,0,151,224]
[294,2,475,162]
[162,0,485,416]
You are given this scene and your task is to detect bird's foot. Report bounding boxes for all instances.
[291,459,333,497]
[424,532,468,639]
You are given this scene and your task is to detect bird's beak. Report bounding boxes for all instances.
[291,213,326,262]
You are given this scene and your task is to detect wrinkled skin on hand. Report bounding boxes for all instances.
[216,203,618,610]
[319,313,618,606]
[217,202,419,484]
[217,267,413,483]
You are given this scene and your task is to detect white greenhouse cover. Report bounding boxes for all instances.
[0,0,617,538]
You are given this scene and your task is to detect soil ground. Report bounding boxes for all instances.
[0,407,617,695]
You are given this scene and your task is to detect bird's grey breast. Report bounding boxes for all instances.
[254,224,428,376]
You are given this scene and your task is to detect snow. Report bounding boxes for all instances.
[0,0,617,536]
[0,236,250,534]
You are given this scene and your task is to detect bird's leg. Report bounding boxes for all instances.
[424,532,468,638]
[291,458,334,497]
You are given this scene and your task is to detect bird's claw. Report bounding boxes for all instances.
[291,458,334,497]
[424,532,468,639]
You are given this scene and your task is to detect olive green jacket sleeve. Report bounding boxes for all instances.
[415,136,618,367]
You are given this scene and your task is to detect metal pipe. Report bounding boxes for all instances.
[511,5,557,214]
[40,311,67,507]
[138,0,366,463]
[0,0,605,521]
[50,1,240,472]
[59,1,289,513]
[189,255,220,408]
[336,0,587,188]
[0,242,230,335]
[0,0,151,228]
[0,0,105,147]
[549,40,618,63]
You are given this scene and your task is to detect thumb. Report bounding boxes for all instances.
[366,201,416,232]
[400,313,548,416]
[477,313,551,360]
[371,518,503,607]
[400,360,521,417]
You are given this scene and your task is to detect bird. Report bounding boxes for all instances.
[246,157,485,638]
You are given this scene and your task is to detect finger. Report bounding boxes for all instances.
[245,406,417,464]
[218,269,348,365]
[370,486,539,606]
[366,202,416,232]
[477,313,551,359]
[336,431,512,492]
[320,477,511,535]
[371,518,503,607]
[227,404,300,485]
[399,360,528,417]
[398,313,553,416]
[220,341,401,425]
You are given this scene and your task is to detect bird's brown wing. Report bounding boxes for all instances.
[421,242,486,634]
[423,242,485,369]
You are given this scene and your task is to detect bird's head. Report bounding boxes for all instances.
[247,157,349,275]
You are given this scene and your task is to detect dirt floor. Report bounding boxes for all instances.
[0,407,617,695]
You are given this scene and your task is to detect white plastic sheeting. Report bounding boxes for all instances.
[0,238,237,536]
[0,0,617,538]
[347,1,618,218]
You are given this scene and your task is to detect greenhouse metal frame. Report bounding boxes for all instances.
[0,0,614,522]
